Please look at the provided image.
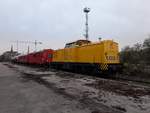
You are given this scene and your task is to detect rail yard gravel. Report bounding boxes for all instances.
[1,63,150,113]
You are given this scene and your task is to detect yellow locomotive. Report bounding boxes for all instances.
[52,39,121,74]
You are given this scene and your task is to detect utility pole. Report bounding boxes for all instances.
[17,40,19,52]
[11,40,42,53]
[11,45,13,53]
[27,46,30,54]
[34,40,42,52]
[83,7,91,40]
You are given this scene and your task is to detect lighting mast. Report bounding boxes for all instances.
[83,7,91,40]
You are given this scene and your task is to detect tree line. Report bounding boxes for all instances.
[120,37,150,65]
[120,37,150,74]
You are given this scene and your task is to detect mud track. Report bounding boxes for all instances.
[4,63,150,113]
[21,72,123,113]
[85,79,150,98]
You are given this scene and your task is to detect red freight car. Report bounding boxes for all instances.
[15,49,53,65]
[27,49,53,65]
[16,55,28,64]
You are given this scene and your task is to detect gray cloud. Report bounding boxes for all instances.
[0,0,150,54]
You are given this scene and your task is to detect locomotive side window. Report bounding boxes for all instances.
[48,54,52,58]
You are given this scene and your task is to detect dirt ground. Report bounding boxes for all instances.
[1,63,150,113]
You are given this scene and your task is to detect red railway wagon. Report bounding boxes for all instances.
[17,55,28,64]
[27,49,53,65]
[15,49,53,65]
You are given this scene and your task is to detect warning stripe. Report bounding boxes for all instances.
[100,64,108,70]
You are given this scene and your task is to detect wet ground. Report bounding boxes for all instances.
[1,63,150,113]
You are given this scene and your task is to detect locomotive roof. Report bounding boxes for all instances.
[65,39,91,48]
[67,40,91,44]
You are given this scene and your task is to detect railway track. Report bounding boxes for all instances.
[111,74,150,86]
[52,69,150,87]
[5,62,150,87]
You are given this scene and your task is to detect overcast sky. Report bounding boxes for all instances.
[0,0,150,54]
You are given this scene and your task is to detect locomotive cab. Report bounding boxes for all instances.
[65,40,91,48]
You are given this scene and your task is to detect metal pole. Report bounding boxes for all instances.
[84,7,90,40]
[27,46,30,54]
[17,40,18,52]
[35,40,37,52]
[85,13,89,40]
